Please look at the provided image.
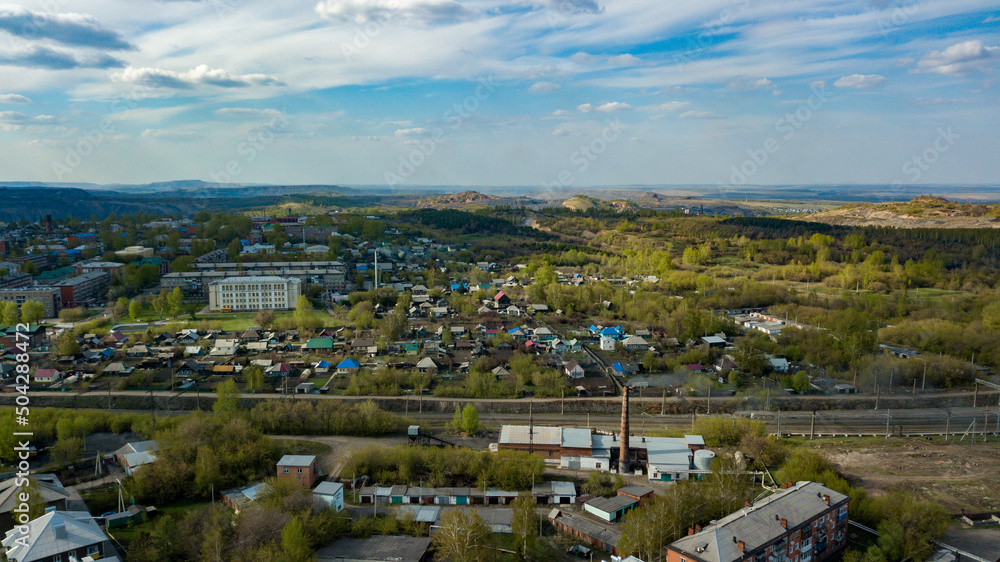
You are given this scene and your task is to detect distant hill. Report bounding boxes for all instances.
[804,195,1000,228]
[0,187,191,222]
[417,191,502,208]
[561,194,638,212]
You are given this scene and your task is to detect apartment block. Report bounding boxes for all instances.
[207,276,302,312]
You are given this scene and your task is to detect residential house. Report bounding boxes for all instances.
[34,368,61,383]
[0,475,70,533]
[114,440,158,476]
[277,455,319,488]
[564,360,585,378]
[1,509,119,562]
[622,335,650,352]
[494,291,510,306]
[221,482,273,514]
[416,357,438,375]
[351,338,378,356]
[336,358,360,375]
[770,357,790,373]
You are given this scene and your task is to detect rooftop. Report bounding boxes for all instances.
[277,454,316,467]
[317,535,433,562]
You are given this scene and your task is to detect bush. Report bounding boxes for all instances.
[692,416,767,447]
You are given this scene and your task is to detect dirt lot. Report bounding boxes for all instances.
[812,437,1000,513]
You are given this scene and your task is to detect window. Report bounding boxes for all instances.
[88,545,100,555]
[297,468,303,473]
[54,555,62,562]
[283,468,289,473]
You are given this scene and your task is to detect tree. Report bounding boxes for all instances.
[228,238,242,260]
[511,492,538,557]
[20,260,35,275]
[19,478,49,521]
[129,298,140,321]
[213,379,239,419]
[244,364,265,392]
[112,297,129,322]
[20,300,45,324]
[151,289,168,319]
[57,332,81,357]
[194,445,220,497]
[167,287,184,317]
[254,309,276,330]
[792,371,810,394]
[433,509,492,562]
[1,301,20,326]
[294,295,314,331]
[279,517,315,562]
[733,337,767,377]
[461,403,479,434]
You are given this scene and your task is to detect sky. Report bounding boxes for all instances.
[0,0,998,190]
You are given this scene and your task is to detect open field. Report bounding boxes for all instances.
[809,437,1000,512]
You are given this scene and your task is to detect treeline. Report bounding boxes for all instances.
[342,444,545,489]
[240,399,407,437]
[0,408,156,464]
[399,208,527,235]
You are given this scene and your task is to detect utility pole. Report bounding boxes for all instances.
[945,411,950,441]
[885,409,891,439]
[661,388,666,416]
[776,410,781,438]
[810,411,816,440]
[974,384,979,409]
[875,385,880,410]
[921,360,927,390]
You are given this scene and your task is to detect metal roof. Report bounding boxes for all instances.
[585,495,638,515]
[669,481,849,562]
[561,427,592,449]
[277,454,316,467]
[618,484,654,497]
[313,481,343,496]
[397,505,441,524]
[499,425,561,446]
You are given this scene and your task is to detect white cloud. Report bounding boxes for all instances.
[679,110,722,119]
[529,81,561,93]
[548,109,573,117]
[639,101,690,111]
[594,101,632,112]
[140,128,201,140]
[0,111,61,130]
[833,74,885,88]
[116,65,283,90]
[753,78,773,88]
[576,103,594,113]
[214,108,284,118]
[810,80,826,89]
[911,97,971,107]
[551,127,570,136]
[0,94,31,105]
[315,0,477,25]
[728,77,776,91]
[983,15,1000,23]
[915,40,1000,77]
[895,57,914,67]
[394,127,430,137]
[608,54,640,67]
[571,52,595,65]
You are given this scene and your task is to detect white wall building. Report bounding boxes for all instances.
[208,276,301,312]
[313,481,344,511]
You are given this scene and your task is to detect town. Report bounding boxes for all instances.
[0,198,998,562]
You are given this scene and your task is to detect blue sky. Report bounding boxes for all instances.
[0,0,997,189]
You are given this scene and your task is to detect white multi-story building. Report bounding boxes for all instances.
[208,276,301,312]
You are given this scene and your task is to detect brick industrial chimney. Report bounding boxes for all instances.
[619,386,630,472]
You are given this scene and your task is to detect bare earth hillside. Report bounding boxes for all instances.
[804,196,1000,228]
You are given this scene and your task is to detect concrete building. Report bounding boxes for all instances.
[0,287,62,317]
[52,271,110,308]
[548,508,621,556]
[584,495,639,522]
[499,425,712,480]
[666,481,849,562]
[208,276,301,312]
[164,261,347,297]
[0,271,31,289]
[116,246,154,259]
[313,481,344,512]
[73,261,124,280]
[277,455,319,488]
